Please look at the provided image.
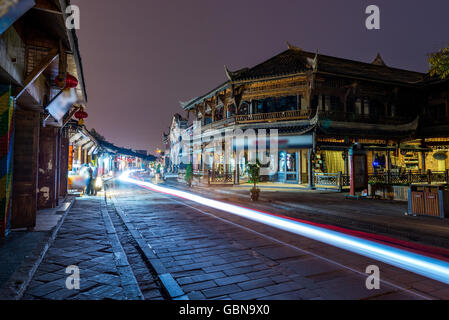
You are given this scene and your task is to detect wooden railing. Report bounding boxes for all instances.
[235,110,311,124]
[368,170,449,185]
[314,172,350,191]
[208,170,234,184]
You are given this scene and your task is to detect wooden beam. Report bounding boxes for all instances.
[33,0,63,15]
[62,105,81,127]
[15,48,59,99]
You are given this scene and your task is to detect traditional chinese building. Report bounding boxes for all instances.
[165,113,189,173]
[177,44,449,191]
[0,0,87,236]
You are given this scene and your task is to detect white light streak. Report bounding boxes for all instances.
[119,171,449,285]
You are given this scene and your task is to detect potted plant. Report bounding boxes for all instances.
[185,164,193,187]
[247,162,261,201]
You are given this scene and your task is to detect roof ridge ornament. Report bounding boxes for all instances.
[224,65,249,81]
[224,65,232,80]
[372,52,387,66]
[306,50,319,71]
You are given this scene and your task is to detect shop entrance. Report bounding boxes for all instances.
[278,151,299,183]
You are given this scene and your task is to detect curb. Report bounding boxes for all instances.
[99,200,144,300]
[0,197,76,300]
[106,188,188,300]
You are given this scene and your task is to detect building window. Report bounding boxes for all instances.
[238,103,249,115]
[330,96,343,112]
[254,96,298,114]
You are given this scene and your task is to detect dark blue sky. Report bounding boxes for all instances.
[72,0,449,153]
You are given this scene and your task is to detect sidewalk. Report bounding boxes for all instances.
[1,195,160,300]
[21,196,149,300]
[0,197,74,299]
[162,178,449,250]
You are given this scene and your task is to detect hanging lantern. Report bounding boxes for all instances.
[53,73,78,89]
[64,74,78,89]
[75,109,88,125]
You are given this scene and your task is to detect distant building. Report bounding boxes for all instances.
[135,150,148,156]
[165,113,189,173]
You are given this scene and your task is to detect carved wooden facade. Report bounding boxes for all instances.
[173,45,449,187]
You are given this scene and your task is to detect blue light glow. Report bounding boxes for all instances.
[119,171,449,285]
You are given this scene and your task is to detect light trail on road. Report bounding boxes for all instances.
[119,171,449,286]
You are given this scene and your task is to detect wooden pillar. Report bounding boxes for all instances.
[59,130,69,197]
[344,150,349,175]
[387,150,392,171]
[421,152,427,171]
[234,151,240,185]
[298,150,303,184]
[308,149,314,188]
[55,130,60,207]
[78,145,82,163]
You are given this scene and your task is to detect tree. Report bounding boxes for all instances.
[89,128,106,141]
[429,46,449,80]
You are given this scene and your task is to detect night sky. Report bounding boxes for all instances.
[71,0,449,154]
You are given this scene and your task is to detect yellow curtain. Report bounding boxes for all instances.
[323,151,345,174]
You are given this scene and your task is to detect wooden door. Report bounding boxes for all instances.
[11,110,40,229]
[38,127,58,209]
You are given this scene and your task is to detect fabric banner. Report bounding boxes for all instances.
[0,85,13,237]
[0,0,35,35]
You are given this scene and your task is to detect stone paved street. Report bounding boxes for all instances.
[109,182,449,300]
[22,196,163,300]
[14,181,449,300]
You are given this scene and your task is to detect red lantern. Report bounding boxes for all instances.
[75,109,88,125]
[65,74,79,89]
[53,73,78,89]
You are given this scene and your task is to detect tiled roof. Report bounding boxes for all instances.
[98,140,156,161]
[227,48,425,85]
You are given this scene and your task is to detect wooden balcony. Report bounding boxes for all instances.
[235,110,311,124]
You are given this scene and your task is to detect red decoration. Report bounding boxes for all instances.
[75,110,88,120]
[65,74,79,89]
[53,74,78,89]
[75,109,88,126]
